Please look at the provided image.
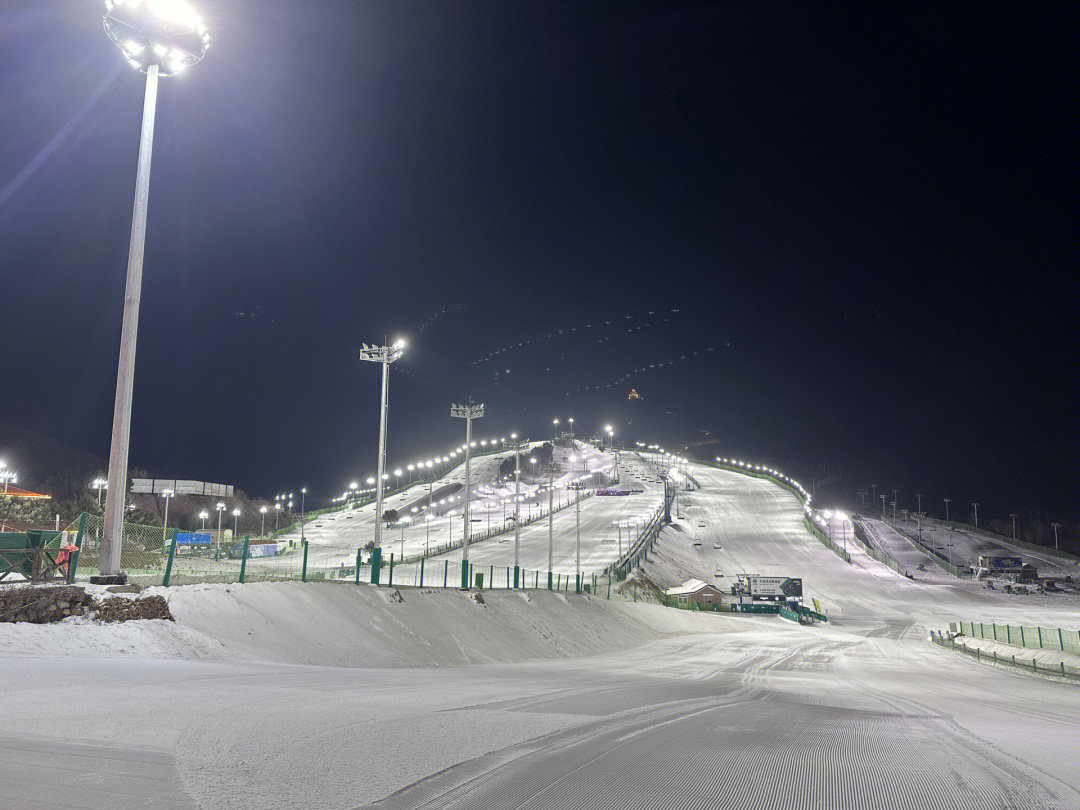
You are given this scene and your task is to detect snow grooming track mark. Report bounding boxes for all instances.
[357,629,1079,810]
[830,646,1080,809]
[356,645,794,810]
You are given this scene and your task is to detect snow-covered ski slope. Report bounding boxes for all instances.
[272,442,661,575]
[6,455,1080,809]
[648,461,1080,629]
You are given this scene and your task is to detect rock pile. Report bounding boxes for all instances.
[0,586,94,623]
[0,585,173,624]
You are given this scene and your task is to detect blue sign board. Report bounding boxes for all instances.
[176,532,211,546]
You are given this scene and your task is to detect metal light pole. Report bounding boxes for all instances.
[944,498,950,523]
[509,433,527,585]
[916,493,923,514]
[300,487,306,542]
[426,477,433,554]
[96,0,210,584]
[1051,522,1060,551]
[359,340,405,582]
[972,502,979,528]
[199,510,207,531]
[1010,513,1017,540]
[451,401,484,587]
[573,483,582,592]
[161,488,172,548]
[880,494,886,517]
[232,508,240,539]
[544,461,558,588]
[260,505,267,536]
[215,502,225,551]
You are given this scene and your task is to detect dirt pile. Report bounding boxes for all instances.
[0,585,173,624]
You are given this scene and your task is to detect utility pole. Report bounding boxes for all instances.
[451,401,484,588]
[161,488,173,550]
[509,433,527,587]
[544,460,558,589]
[426,476,433,555]
[359,339,406,583]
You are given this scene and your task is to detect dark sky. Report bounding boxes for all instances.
[1,2,1076,521]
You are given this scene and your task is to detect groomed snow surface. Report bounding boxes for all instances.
[4,462,1080,809]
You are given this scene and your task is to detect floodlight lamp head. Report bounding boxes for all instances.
[103,0,209,76]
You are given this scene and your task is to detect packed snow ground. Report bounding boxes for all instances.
[4,461,1080,809]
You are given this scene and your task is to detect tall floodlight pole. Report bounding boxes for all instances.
[972,502,979,528]
[944,498,951,523]
[1051,522,1060,551]
[96,0,210,584]
[359,340,406,583]
[916,493,923,514]
[451,401,484,588]
[1010,513,1017,539]
[892,490,899,521]
[259,505,267,536]
[880,494,886,517]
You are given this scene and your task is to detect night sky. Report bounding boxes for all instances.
[1,3,1076,521]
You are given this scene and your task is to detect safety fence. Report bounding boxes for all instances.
[930,630,1080,682]
[29,509,645,599]
[883,517,971,578]
[956,620,1080,654]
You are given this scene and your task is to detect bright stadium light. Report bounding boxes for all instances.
[95,0,211,583]
[358,339,406,582]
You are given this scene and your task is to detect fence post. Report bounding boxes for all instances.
[388,553,394,587]
[1033,658,1037,675]
[607,575,611,599]
[301,539,309,582]
[1060,628,1066,650]
[489,564,493,589]
[547,570,553,590]
[162,534,178,587]
[355,549,362,585]
[444,560,448,588]
[419,557,425,587]
[514,565,519,589]
[238,535,250,583]
[370,546,382,585]
[68,512,88,584]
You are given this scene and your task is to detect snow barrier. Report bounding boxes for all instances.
[957,621,1080,654]
[930,630,1080,683]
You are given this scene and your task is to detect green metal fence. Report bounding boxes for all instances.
[957,621,1080,654]
[930,630,1080,682]
[849,520,902,573]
